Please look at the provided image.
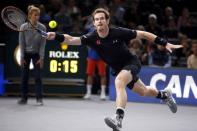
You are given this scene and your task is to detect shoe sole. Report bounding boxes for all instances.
[167,97,177,113]
[164,88,177,113]
[104,117,120,131]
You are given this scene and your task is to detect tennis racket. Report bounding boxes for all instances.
[1,6,47,37]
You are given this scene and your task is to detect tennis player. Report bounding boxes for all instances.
[47,8,182,131]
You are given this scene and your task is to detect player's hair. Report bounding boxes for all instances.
[27,5,40,20]
[92,8,110,21]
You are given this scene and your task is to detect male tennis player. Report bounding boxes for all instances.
[47,8,182,131]
[18,5,46,105]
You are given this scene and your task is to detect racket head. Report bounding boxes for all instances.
[1,6,27,31]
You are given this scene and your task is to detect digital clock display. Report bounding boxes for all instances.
[43,41,87,79]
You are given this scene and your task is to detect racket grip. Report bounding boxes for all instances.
[37,29,47,37]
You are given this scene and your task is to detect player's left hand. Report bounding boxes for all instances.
[165,43,183,53]
[36,59,44,69]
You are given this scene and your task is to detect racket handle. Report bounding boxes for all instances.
[36,29,47,37]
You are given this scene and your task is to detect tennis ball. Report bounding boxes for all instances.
[49,20,57,29]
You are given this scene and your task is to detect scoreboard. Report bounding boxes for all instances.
[5,32,87,96]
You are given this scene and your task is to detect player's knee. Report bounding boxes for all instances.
[115,76,126,89]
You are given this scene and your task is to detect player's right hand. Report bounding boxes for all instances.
[46,32,56,40]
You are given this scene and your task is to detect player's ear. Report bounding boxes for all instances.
[106,18,110,25]
[93,20,96,27]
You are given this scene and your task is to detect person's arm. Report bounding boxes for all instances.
[19,25,25,60]
[19,25,26,67]
[187,55,192,68]
[39,26,47,59]
[136,30,183,53]
[47,32,81,45]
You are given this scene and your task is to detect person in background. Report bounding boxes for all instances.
[39,4,51,29]
[54,4,72,33]
[84,48,107,100]
[172,34,191,67]
[128,38,143,59]
[18,5,46,105]
[177,7,191,30]
[149,44,171,67]
[187,40,197,69]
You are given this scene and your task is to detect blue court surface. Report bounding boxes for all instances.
[0,96,196,131]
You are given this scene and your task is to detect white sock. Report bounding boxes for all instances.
[101,85,106,95]
[86,84,92,95]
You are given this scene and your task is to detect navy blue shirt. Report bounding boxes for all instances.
[81,27,138,71]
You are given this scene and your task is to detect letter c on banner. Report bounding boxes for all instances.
[150,73,166,89]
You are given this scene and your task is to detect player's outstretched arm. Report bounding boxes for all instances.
[136,30,183,52]
[47,32,81,45]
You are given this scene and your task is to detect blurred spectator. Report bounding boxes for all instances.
[70,21,83,35]
[66,0,81,21]
[110,0,125,26]
[177,7,191,30]
[78,0,96,17]
[149,45,171,67]
[39,4,51,28]
[97,0,108,9]
[187,40,197,69]
[163,6,176,27]
[48,0,63,14]
[128,39,143,59]
[164,16,178,38]
[146,14,163,37]
[84,48,107,100]
[172,34,191,67]
[124,0,139,29]
[54,4,72,33]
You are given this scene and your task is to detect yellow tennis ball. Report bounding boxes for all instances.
[49,20,57,29]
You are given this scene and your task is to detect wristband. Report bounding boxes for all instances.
[55,33,65,43]
[154,37,167,46]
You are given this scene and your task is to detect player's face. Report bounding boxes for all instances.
[93,13,109,31]
[30,11,40,23]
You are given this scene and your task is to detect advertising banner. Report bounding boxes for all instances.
[109,67,197,105]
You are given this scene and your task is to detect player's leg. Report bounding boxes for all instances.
[132,79,177,113]
[18,54,31,104]
[105,69,132,131]
[84,59,96,99]
[97,60,107,100]
[132,79,158,97]
[32,53,43,105]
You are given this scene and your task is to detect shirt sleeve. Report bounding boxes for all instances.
[118,27,137,42]
[19,24,25,59]
[80,32,95,47]
[39,25,46,59]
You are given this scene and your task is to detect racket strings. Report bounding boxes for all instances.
[6,11,26,29]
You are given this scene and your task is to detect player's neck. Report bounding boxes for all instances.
[97,27,109,38]
[30,20,37,26]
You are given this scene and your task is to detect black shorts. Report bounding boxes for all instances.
[112,57,141,89]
